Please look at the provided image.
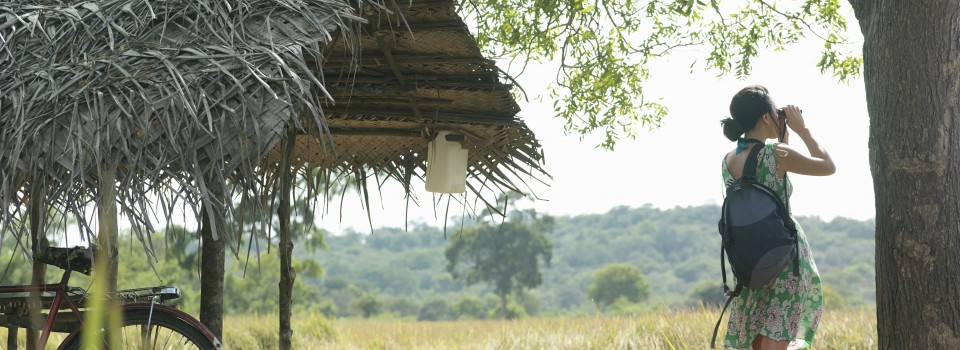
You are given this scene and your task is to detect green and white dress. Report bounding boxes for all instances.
[720,143,824,349]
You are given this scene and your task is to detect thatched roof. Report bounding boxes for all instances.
[280,0,546,212]
[0,0,545,246]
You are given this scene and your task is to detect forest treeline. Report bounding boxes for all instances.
[0,204,874,320]
[314,205,875,319]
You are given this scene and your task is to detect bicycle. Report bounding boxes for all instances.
[0,246,222,349]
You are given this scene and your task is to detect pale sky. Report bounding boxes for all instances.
[87,10,871,238]
[317,33,875,234]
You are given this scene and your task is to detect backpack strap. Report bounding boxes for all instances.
[745,140,802,277]
[782,173,801,277]
[711,284,743,348]
[740,139,765,180]
[715,223,741,348]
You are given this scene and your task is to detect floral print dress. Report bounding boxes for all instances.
[720,143,824,349]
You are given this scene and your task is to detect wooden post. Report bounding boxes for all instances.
[7,326,16,350]
[82,165,121,348]
[96,167,119,292]
[278,128,296,350]
[199,193,225,339]
[27,185,48,349]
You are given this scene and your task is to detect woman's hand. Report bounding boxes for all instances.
[783,105,807,133]
[775,106,835,177]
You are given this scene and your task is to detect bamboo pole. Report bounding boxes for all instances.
[87,165,121,348]
[27,184,48,349]
[200,194,225,339]
[278,127,297,350]
[96,167,119,292]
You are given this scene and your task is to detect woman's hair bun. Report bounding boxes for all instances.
[720,117,742,141]
[724,85,775,142]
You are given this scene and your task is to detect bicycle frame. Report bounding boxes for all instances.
[1,245,221,350]
[0,268,85,349]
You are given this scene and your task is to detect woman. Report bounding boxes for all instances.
[719,85,835,350]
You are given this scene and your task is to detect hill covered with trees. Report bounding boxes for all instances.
[310,204,875,319]
[1,204,874,320]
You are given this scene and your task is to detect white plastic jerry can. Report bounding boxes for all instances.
[425,131,468,193]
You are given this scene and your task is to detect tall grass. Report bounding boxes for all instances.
[221,307,877,350]
[0,306,875,349]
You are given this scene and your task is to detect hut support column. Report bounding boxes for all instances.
[278,128,296,350]
[200,195,225,339]
[96,167,119,292]
[27,184,48,350]
[93,166,122,347]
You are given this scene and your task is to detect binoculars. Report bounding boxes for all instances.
[776,107,801,118]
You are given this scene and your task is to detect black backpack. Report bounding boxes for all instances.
[710,139,799,348]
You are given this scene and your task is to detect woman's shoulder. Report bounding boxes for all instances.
[766,142,789,158]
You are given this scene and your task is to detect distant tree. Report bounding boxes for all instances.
[606,296,646,315]
[351,289,382,318]
[384,297,421,318]
[213,172,339,342]
[417,298,452,321]
[821,284,850,309]
[221,246,323,315]
[587,263,650,309]
[453,295,487,320]
[162,225,199,275]
[689,280,726,306]
[445,194,554,319]
[490,299,528,320]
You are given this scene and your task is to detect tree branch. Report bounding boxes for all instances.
[755,0,850,45]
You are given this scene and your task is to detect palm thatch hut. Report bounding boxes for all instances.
[0,0,545,346]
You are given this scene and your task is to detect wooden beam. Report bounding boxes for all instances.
[321,107,517,125]
[322,128,422,138]
[368,21,467,33]
[388,0,457,9]
[324,76,512,91]
[322,55,494,66]
[332,96,452,105]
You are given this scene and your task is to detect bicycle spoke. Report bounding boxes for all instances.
[60,307,216,350]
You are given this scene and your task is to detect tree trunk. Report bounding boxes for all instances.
[96,167,119,292]
[855,2,960,348]
[278,128,296,350]
[27,188,47,350]
[200,200,225,339]
[95,166,122,347]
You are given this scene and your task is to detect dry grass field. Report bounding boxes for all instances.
[222,307,876,350]
[0,306,875,349]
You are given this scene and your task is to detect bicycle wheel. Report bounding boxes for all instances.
[59,306,220,350]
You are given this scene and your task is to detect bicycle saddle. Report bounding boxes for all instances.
[34,246,96,276]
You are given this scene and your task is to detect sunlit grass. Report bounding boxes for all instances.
[220,306,876,350]
[0,329,68,350]
[0,306,875,349]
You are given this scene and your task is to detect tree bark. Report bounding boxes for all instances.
[27,187,47,350]
[96,167,119,292]
[856,2,960,348]
[200,199,225,339]
[278,128,297,350]
[95,166,122,347]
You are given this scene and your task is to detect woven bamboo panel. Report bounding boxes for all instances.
[277,0,544,194]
